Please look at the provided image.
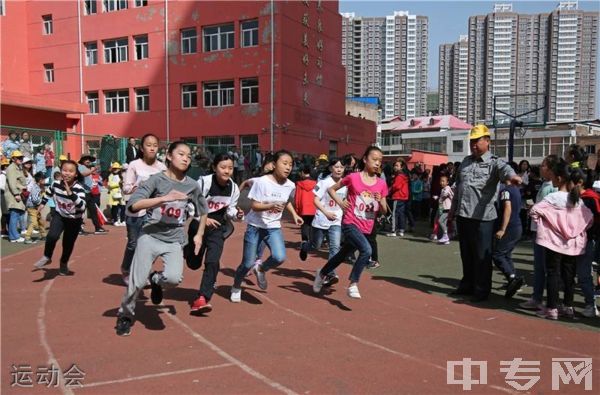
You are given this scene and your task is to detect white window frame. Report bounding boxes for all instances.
[181,28,197,54]
[85,42,98,66]
[42,15,53,35]
[44,63,54,83]
[241,78,259,104]
[134,35,148,60]
[241,20,258,48]
[104,37,128,63]
[84,0,97,15]
[203,24,234,52]
[181,84,198,109]
[103,0,127,12]
[86,92,99,114]
[0,0,5,16]
[134,0,148,7]
[104,90,130,113]
[203,80,234,107]
[135,87,149,112]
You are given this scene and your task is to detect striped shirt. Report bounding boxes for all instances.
[42,181,87,219]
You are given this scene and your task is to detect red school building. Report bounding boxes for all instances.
[0,0,375,159]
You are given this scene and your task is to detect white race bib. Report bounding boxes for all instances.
[206,195,232,214]
[353,193,378,220]
[152,200,188,225]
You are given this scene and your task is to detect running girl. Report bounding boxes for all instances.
[115,141,207,336]
[33,160,87,275]
[307,157,347,285]
[187,153,244,313]
[120,134,166,285]
[313,146,389,299]
[230,150,304,303]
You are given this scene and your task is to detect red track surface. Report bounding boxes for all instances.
[2,225,599,394]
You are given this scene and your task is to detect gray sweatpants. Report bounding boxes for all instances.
[118,233,184,320]
[439,211,449,235]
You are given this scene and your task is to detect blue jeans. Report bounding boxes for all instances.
[392,200,413,232]
[120,216,145,274]
[312,225,342,260]
[492,225,522,279]
[532,240,546,303]
[319,224,372,283]
[233,225,286,288]
[576,239,595,305]
[8,209,24,240]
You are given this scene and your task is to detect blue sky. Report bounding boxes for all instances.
[339,0,600,112]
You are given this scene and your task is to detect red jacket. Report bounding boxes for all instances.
[294,179,317,215]
[390,173,409,200]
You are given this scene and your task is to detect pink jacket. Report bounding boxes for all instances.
[530,193,593,256]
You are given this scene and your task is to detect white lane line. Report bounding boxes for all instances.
[428,315,598,360]
[80,363,234,388]
[163,312,298,395]
[259,293,522,395]
[38,280,73,395]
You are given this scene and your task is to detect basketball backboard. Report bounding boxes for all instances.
[492,93,548,128]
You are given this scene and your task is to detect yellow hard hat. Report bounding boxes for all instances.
[469,124,491,140]
[318,154,328,161]
[59,155,68,161]
[10,150,23,158]
[1,158,9,165]
[111,162,122,169]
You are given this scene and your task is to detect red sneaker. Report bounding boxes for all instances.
[190,295,212,313]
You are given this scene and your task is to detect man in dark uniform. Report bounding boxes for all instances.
[448,124,522,302]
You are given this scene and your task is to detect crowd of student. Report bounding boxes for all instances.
[2,125,599,338]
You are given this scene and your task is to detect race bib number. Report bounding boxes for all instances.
[153,200,187,225]
[206,195,231,214]
[354,192,378,220]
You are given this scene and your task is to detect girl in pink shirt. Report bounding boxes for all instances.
[530,160,592,320]
[313,146,389,299]
[120,134,167,285]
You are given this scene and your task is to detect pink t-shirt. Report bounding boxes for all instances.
[341,172,389,234]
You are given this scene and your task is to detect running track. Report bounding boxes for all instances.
[2,225,599,394]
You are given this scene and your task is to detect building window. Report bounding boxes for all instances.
[104,38,128,63]
[203,23,234,52]
[241,78,258,104]
[85,42,98,66]
[87,92,99,114]
[44,63,54,83]
[181,84,197,109]
[134,35,148,60]
[134,0,147,7]
[181,28,197,54]
[0,0,5,16]
[84,0,97,15]
[103,0,127,12]
[241,20,258,47]
[104,90,129,113]
[452,140,463,153]
[42,15,53,35]
[203,80,234,107]
[135,88,149,111]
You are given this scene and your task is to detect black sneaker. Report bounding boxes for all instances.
[299,242,308,261]
[505,276,524,299]
[323,274,339,287]
[149,271,163,305]
[94,228,108,235]
[115,316,132,336]
[59,262,73,276]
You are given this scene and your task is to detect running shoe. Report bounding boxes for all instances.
[149,271,163,305]
[190,295,213,313]
[347,284,361,299]
[253,264,267,290]
[313,270,325,293]
[230,287,242,303]
[115,316,132,336]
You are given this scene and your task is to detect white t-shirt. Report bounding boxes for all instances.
[245,175,295,229]
[312,176,347,229]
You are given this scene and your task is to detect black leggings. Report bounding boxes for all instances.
[301,215,315,243]
[111,205,125,222]
[44,213,83,264]
[545,248,576,309]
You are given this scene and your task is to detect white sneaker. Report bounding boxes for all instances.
[230,287,242,303]
[32,230,40,235]
[385,232,397,237]
[253,264,267,290]
[398,231,405,237]
[10,237,25,243]
[347,284,361,299]
[581,304,599,318]
[313,270,324,293]
[34,256,52,269]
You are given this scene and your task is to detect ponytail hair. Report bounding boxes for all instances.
[568,166,585,207]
